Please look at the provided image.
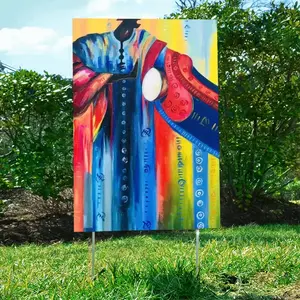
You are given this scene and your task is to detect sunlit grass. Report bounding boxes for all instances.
[0,225,299,299]
[289,200,300,205]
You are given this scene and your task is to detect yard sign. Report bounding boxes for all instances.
[73,19,220,232]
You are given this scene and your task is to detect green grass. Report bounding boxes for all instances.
[0,225,299,299]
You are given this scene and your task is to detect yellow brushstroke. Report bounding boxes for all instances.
[209,31,218,85]
[196,59,206,76]
[208,154,220,228]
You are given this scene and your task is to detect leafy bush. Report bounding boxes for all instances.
[0,70,73,198]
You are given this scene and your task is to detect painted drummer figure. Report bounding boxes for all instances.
[73,19,219,232]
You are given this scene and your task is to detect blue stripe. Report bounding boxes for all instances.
[83,172,93,231]
[155,101,219,158]
[193,148,209,229]
[180,97,219,152]
[111,84,121,231]
[154,47,167,69]
[92,130,105,231]
[192,68,219,93]
[139,30,146,44]
[202,151,209,228]
[111,79,138,231]
[143,102,157,230]
[131,81,143,230]
[83,227,95,233]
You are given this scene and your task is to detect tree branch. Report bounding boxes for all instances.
[176,0,199,9]
[265,179,294,195]
[0,150,13,158]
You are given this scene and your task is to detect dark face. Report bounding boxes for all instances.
[114,19,141,42]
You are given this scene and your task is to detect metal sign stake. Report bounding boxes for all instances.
[91,231,96,280]
[196,229,200,276]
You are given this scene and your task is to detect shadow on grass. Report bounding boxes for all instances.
[145,264,218,300]
[93,260,283,300]
[94,259,226,300]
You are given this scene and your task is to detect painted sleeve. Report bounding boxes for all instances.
[73,53,112,116]
[153,47,219,155]
[159,48,218,123]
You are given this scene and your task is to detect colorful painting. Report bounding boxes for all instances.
[73,19,220,232]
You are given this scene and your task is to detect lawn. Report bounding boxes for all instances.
[0,224,299,299]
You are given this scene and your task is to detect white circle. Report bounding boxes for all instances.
[197,222,205,229]
[196,157,203,164]
[195,149,202,156]
[197,211,205,219]
[196,178,203,186]
[142,68,163,101]
[122,195,128,203]
[196,166,203,173]
[197,200,204,207]
[195,189,204,197]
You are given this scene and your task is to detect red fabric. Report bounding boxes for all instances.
[73,54,112,116]
[162,49,193,122]
[175,53,218,109]
[141,40,167,80]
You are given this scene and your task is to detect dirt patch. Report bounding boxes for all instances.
[253,272,277,285]
[0,189,151,245]
[281,282,300,299]
[1,188,299,245]
[221,197,300,227]
[0,188,84,245]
